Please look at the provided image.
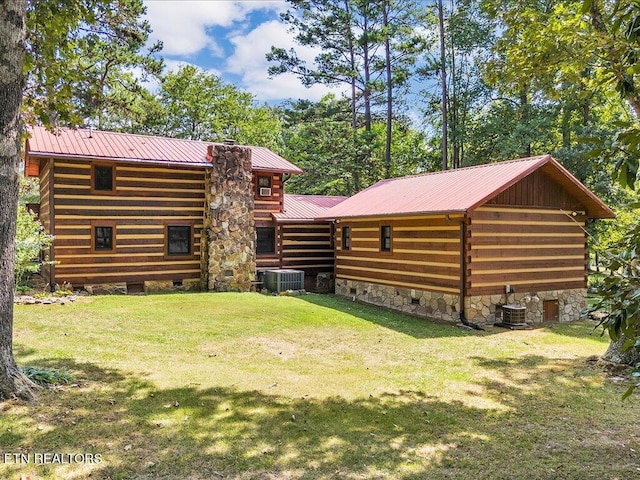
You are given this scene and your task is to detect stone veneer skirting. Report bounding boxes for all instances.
[465,289,587,324]
[335,279,461,322]
[335,278,587,325]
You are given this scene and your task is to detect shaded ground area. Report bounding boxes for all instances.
[2,293,638,479]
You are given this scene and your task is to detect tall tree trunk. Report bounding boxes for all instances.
[0,0,39,401]
[383,0,393,178]
[602,335,640,366]
[362,1,372,134]
[437,0,448,171]
[519,88,531,157]
[582,98,591,126]
[361,0,373,188]
[344,0,360,192]
[448,0,459,169]
[561,102,572,148]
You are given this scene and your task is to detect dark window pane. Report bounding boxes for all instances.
[94,165,113,191]
[342,226,350,250]
[258,176,271,187]
[168,225,191,255]
[257,227,275,254]
[381,225,391,252]
[95,226,113,251]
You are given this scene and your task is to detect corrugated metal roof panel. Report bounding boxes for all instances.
[27,126,303,173]
[274,194,348,222]
[319,156,615,219]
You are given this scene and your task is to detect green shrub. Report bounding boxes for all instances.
[15,204,53,287]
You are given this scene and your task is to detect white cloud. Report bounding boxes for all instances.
[226,20,345,102]
[162,58,222,79]
[144,1,346,102]
[144,0,286,57]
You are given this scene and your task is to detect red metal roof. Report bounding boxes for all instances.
[319,155,615,219]
[273,194,348,222]
[26,126,303,174]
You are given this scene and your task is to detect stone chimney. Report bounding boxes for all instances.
[204,144,255,291]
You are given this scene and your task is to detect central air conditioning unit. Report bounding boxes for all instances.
[264,269,305,292]
[502,305,526,325]
[259,187,272,196]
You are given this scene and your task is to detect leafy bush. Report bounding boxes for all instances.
[592,217,640,399]
[15,204,53,287]
[21,366,73,386]
[587,273,606,294]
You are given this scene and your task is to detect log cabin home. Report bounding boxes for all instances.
[274,194,346,273]
[24,126,342,293]
[319,155,615,325]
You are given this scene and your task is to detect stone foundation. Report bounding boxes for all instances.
[315,272,335,294]
[335,279,460,322]
[204,144,256,292]
[84,283,127,295]
[143,279,201,293]
[466,288,587,325]
[335,279,587,326]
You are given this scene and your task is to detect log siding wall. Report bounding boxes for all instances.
[49,159,206,287]
[39,159,53,285]
[254,172,283,270]
[335,215,463,294]
[467,206,588,296]
[280,223,334,273]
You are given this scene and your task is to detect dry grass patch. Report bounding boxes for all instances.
[2,292,639,479]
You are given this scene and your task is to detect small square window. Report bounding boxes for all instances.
[342,226,350,250]
[93,165,114,192]
[94,225,114,251]
[258,176,272,188]
[257,227,276,255]
[380,225,391,252]
[167,225,192,256]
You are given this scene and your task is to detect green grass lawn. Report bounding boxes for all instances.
[3,292,639,479]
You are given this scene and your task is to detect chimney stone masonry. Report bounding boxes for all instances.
[203,144,255,291]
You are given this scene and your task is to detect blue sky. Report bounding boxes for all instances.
[143,0,342,103]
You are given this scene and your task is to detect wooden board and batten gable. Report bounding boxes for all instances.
[24,126,305,293]
[319,155,615,325]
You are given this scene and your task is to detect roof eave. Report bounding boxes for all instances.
[273,216,329,223]
[27,151,304,173]
[252,166,303,175]
[26,151,209,169]
[317,209,468,221]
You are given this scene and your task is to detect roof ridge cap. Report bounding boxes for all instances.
[36,125,232,147]
[376,155,551,183]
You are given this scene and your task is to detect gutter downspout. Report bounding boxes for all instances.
[451,214,483,331]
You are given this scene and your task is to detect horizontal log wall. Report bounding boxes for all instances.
[39,159,53,286]
[253,172,283,222]
[50,159,205,287]
[335,215,462,294]
[467,206,588,296]
[254,172,282,270]
[280,222,334,273]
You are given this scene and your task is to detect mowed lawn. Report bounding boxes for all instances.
[3,293,640,480]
